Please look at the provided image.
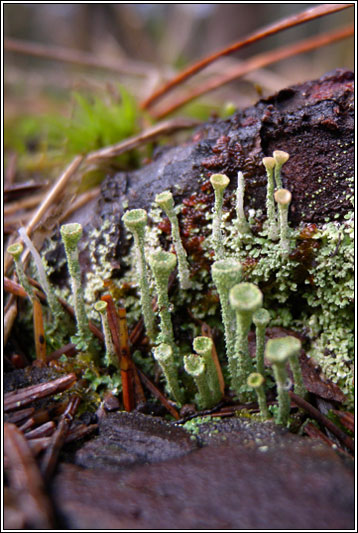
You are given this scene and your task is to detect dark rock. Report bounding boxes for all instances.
[74,411,198,470]
[47,68,354,275]
[53,420,354,529]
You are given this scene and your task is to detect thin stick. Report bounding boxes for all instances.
[289,391,354,453]
[85,118,199,163]
[137,368,180,420]
[4,37,155,77]
[118,308,135,412]
[154,24,354,120]
[24,155,84,238]
[41,396,80,481]
[33,298,47,363]
[4,299,18,346]
[141,3,352,110]
[4,423,54,529]
[4,373,77,412]
[4,191,46,216]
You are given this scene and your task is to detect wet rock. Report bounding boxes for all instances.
[75,411,198,470]
[53,420,354,529]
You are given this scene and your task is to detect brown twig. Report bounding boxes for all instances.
[85,118,200,164]
[4,373,77,412]
[33,298,47,363]
[46,343,78,362]
[304,421,344,450]
[24,421,56,440]
[41,396,80,481]
[331,410,355,434]
[141,3,352,111]
[289,391,354,453]
[24,155,84,239]
[5,37,155,77]
[4,423,54,529]
[137,368,180,420]
[6,407,35,425]
[118,307,138,411]
[153,24,354,120]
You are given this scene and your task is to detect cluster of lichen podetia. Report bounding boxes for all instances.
[7,149,306,426]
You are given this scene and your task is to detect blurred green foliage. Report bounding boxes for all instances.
[5,85,141,164]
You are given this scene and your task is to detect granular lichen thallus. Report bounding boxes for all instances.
[274,188,292,256]
[184,353,214,409]
[19,227,65,330]
[153,343,184,405]
[60,223,93,352]
[247,372,269,420]
[229,282,263,396]
[265,336,299,426]
[211,258,243,388]
[155,190,192,290]
[94,300,117,368]
[262,156,279,241]
[236,171,251,236]
[7,242,35,302]
[252,308,271,377]
[210,173,230,259]
[193,336,222,405]
[122,209,156,342]
[148,250,177,349]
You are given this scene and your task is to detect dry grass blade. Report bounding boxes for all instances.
[154,24,354,120]
[4,37,156,77]
[4,299,18,346]
[24,154,84,237]
[141,3,352,111]
[85,117,200,163]
[4,423,54,529]
[137,368,180,420]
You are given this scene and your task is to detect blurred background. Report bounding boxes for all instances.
[4,3,354,189]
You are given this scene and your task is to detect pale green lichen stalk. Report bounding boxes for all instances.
[193,336,222,405]
[184,353,213,409]
[7,242,35,302]
[210,173,230,259]
[284,335,306,398]
[273,150,289,189]
[18,227,65,329]
[122,209,156,342]
[262,156,279,241]
[274,188,292,256]
[247,372,269,420]
[149,250,177,348]
[94,301,117,369]
[252,308,270,377]
[60,223,93,351]
[265,337,292,426]
[236,171,251,236]
[153,343,184,405]
[229,282,263,396]
[211,258,243,388]
[155,190,191,290]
